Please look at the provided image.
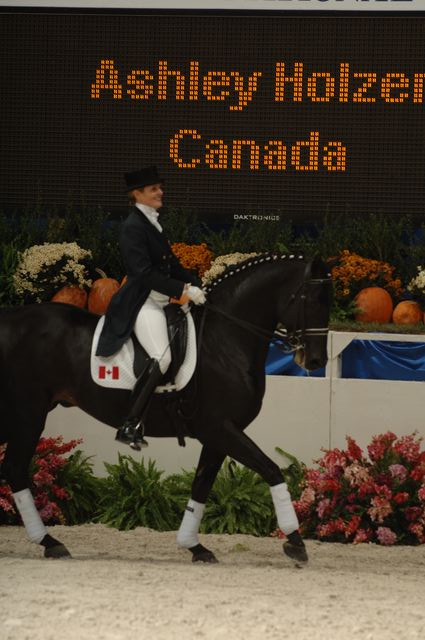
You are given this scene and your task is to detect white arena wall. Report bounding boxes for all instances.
[44,331,425,476]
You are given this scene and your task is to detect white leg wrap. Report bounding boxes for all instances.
[13,488,48,544]
[270,482,299,535]
[176,499,205,549]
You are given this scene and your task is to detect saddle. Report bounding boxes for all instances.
[90,304,196,393]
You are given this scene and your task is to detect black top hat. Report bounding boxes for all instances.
[124,166,164,191]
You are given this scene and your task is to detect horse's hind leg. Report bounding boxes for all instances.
[176,445,225,563]
[201,419,308,565]
[3,410,71,558]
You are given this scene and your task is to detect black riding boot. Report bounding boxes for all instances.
[115,358,163,450]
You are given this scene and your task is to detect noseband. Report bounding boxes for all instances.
[204,264,331,354]
[275,272,331,353]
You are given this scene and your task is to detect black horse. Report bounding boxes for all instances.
[0,253,331,564]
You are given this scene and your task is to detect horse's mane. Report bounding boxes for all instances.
[202,252,308,294]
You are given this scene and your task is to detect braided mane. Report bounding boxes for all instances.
[203,252,307,293]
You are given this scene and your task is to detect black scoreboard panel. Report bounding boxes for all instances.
[0,11,424,221]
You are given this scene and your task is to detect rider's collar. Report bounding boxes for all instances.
[135,203,162,232]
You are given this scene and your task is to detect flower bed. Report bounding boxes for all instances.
[13,242,92,303]
[292,432,425,545]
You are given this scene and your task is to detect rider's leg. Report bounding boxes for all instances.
[116,297,171,449]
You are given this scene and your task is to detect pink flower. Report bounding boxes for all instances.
[368,496,392,523]
[345,515,362,539]
[316,518,345,539]
[316,498,331,519]
[51,485,70,501]
[393,492,409,505]
[376,526,397,545]
[358,480,376,498]
[393,434,422,463]
[344,463,371,487]
[299,486,316,505]
[346,436,363,462]
[389,464,408,482]
[367,431,397,462]
[0,497,15,513]
[376,484,392,500]
[294,486,316,519]
[411,461,425,482]
[318,478,342,494]
[39,500,64,524]
[418,485,425,502]
[353,528,372,544]
[317,448,347,478]
[305,468,322,485]
[33,469,55,487]
[409,523,425,544]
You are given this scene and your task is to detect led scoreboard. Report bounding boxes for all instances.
[1,8,424,221]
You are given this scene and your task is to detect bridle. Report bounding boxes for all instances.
[202,265,331,354]
[180,262,331,421]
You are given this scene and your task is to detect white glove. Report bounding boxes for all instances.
[186,285,206,305]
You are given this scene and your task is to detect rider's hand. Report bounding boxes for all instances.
[186,285,206,305]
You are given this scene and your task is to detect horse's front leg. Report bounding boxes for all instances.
[176,444,225,563]
[3,416,71,559]
[201,419,308,566]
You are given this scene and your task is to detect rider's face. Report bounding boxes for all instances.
[134,183,163,210]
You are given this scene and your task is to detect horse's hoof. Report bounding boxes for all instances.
[189,543,219,564]
[283,531,308,567]
[44,543,72,559]
[41,534,72,559]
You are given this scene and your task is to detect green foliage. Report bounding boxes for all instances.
[0,241,21,307]
[55,451,103,525]
[202,220,293,256]
[47,205,123,281]
[163,467,196,520]
[96,455,179,531]
[298,212,413,266]
[200,459,276,536]
[161,207,204,245]
[329,296,359,324]
[0,206,48,250]
[275,447,307,501]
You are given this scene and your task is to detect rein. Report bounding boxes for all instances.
[203,275,331,354]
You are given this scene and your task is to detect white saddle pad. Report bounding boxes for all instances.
[90,313,197,392]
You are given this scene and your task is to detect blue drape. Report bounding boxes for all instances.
[341,340,425,381]
[265,338,425,381]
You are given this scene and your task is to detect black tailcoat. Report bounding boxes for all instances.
[96,208,199,357]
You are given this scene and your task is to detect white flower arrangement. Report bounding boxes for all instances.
[202,252,258,286]
[407,266,425,303]
[13,242,93,303]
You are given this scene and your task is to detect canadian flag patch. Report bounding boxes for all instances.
[98,365,120,380]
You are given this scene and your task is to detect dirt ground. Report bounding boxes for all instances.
[1,523,424,640]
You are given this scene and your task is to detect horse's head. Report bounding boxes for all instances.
[277,256,332,371]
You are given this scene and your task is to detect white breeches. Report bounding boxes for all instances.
[133,292,172,374]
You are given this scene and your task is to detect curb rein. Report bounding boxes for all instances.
[202,268,331,354]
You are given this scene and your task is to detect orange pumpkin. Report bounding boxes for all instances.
[52,285,87,308]
[392,300,423,325]
[88,277,120,315]
[354,287,393,323]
